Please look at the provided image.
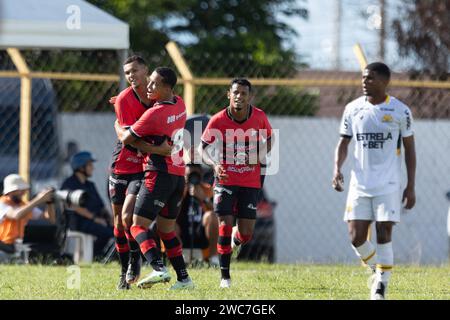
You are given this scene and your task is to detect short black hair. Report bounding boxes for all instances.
[155,67,177,89]
[365,62,391,80]
[230,78,252,92]
[123,55,147,66]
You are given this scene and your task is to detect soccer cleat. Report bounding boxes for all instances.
[371,281,387,300]
[137,268,171,289]
[126,253,142,284]
[169,278,195,290]
[117,274,130,290]
[366,269,376,289]
[219,278,231,288]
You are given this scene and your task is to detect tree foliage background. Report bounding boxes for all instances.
[392,0,450,79]
[84,0,317,115]
[88,0,308,75]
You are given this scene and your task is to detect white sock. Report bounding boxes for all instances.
[376,242,393,284]
[352,241,376,269]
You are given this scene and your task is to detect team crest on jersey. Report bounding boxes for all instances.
[382,114,393,123]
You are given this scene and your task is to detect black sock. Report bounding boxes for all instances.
[219,254,231,279]
[131,225,164,271]
[218,225,233,280]
[170,256,189,281]
[159,231,189,281]
[144,248,165,271]
[125,228,140,252]
[114,228,130,274]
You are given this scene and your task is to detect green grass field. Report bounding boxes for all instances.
[0,262,448,300]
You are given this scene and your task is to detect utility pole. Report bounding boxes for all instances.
[378,0,386,62]
[332,0,342,69]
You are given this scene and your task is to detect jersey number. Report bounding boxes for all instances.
[171,129,184,155]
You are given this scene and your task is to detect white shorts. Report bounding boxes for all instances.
[343,189,401,223]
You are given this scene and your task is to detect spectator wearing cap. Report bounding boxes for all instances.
[61,151,113,258]
[0,174,55,255]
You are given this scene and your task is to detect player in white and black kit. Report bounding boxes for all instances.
[332,62,416,300]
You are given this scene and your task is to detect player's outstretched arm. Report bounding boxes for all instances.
[5,189,54,220]
[402,135,416,209]
[332,136,351,192]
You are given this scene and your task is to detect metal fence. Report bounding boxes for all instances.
[0,46,449,264]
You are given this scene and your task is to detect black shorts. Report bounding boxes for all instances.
[108,172,144,205]
[213,184,260,219]
[133,171,185,221]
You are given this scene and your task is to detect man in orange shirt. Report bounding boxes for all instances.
[0,174,55,255]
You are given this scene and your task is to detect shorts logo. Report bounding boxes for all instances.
[109,176,127,185]
[214,186,233,195]
[154,200,165,208]
[247,204,257,210]
[346,205,353,213]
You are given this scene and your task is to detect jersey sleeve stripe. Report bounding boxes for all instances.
[129,127,141,139]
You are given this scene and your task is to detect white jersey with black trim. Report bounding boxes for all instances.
[339,95,414,197]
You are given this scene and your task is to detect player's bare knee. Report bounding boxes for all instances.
[114,222,124,231]
[349,229,367,247]
[133,215,152,229]
[203,211,216,226]
[376,222,393,243]
[237,219,255,236]
[218,215,233,226]
[156,215,177,233]
[121,215,132,229]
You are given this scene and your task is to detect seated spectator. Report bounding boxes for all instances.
[61,151,113,259]
[0,174,55,258]
[176,164,219,266]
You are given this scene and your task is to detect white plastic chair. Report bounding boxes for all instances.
[65,230,96,264]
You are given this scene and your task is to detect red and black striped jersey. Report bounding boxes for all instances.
[201,106,272,188]
[110,87,154,175]
[130,95,187,177]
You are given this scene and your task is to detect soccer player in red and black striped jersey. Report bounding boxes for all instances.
[109,56,173,290]
[199,78,273,289]
[118,67,194,290]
